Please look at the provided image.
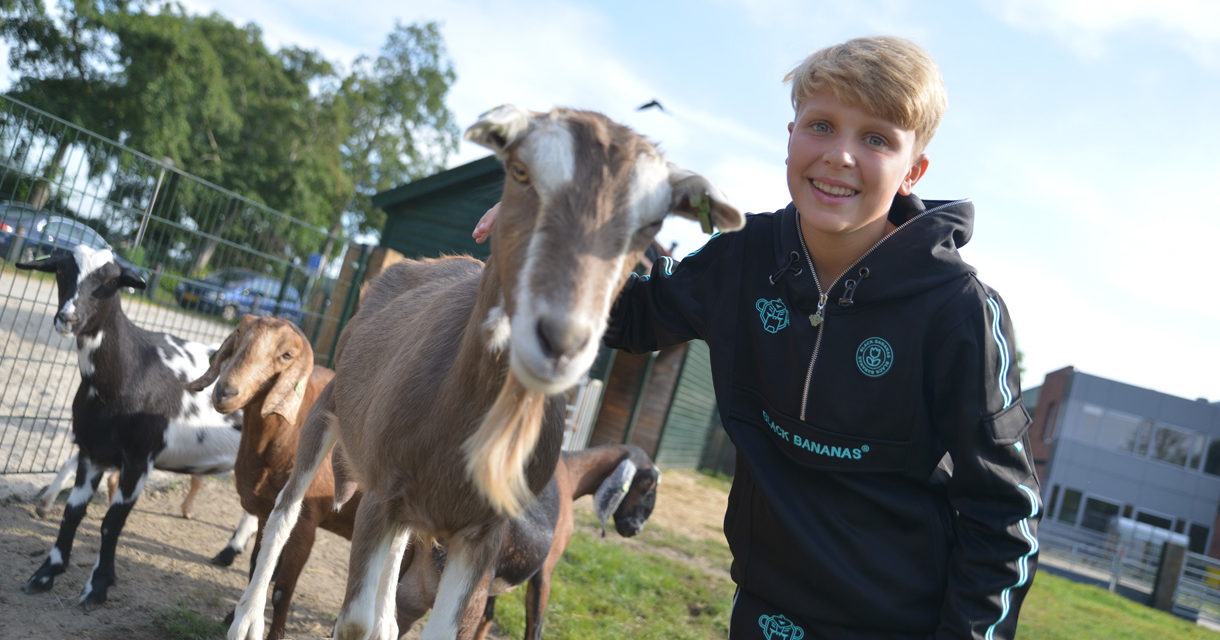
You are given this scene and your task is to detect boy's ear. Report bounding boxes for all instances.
[899,153,930,196]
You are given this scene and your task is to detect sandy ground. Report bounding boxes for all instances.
[0,466,730,640]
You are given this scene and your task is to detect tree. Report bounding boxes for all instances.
[329,21,459,246]
[1,4,459,273]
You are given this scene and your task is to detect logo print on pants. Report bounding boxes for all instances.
[758,613,805,640]
[855,336,894,377]
[755,298,789,334]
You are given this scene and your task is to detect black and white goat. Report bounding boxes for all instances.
[17,245,257,609]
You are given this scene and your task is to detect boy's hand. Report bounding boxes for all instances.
[472,202,500,244]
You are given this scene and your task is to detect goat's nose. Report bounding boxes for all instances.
[56,310,78,325]
[535,317,590,360]
[213,384,237,405]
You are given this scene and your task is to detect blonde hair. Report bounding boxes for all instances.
[785,36,947,153]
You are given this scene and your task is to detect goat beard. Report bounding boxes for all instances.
[461,373,548,517]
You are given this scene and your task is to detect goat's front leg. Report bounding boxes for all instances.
[78,457,153,610]
[334,495,410,640]
[212,509,259,567]
[229,388,337,640]
[25,455,104,594]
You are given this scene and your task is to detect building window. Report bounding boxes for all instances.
[1190,523,1211,554]
[1047,485,1060,519]
[1135,511,1173,531]
[1101,411,1150,457]
[1070,404,1105,445]
[1205,440,1220,477]
[1081,497,1120,533]
[1042,401,1058,443]
[1149,422,1204,469]
[1057,488,1082,525]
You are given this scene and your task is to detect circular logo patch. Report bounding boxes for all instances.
[855,337,893,378]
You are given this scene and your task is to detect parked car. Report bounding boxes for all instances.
[0,202,147,281]
[174,268,305,323]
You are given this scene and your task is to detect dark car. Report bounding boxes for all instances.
[0,202,147,280]
[174,268,305,323]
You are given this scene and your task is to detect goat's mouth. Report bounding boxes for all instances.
[53,318,77,337]
[508,313,599,395]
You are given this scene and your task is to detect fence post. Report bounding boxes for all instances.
[1150,541,1187,611]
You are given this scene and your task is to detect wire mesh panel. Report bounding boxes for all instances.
[0,94,357,474]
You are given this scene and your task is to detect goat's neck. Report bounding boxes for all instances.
[238,393,296,462]
[563,446,631,499]
[75,302,139,391]
[446,258,512,393]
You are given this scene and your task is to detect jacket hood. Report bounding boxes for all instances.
[771,193,976,312]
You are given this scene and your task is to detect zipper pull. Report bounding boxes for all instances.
[809,294,827,327]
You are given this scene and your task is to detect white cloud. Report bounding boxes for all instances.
[991,0,1220,64]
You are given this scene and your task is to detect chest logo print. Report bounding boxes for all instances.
[855,337,894,377]
[758,613,805,640]
[755,298,789,334]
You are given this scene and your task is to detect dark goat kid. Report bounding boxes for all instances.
[396,444,660,639]
[17,246,256,609]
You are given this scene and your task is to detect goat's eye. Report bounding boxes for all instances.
[508,161,530,184]
[280,352,294,361]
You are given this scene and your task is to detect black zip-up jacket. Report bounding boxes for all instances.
[605,194,1041,639]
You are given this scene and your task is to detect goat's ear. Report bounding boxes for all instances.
[262,338,314,425]
[185,329,239,393]
[464,104,532,153]
[16,252,68,273]
[667,166,745,234]
[592,458,638,538]
[118,266,146,290]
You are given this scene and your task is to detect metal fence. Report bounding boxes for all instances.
[1040,519,1220,629]
[0,94,361,475]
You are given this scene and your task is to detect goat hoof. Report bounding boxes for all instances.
[79,584,110,611]
[211,547,239,567]
[22,574,55,594]
[181,509,194,520]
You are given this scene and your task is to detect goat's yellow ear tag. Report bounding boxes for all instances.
[294,379,305,397]
[691,194,713,234]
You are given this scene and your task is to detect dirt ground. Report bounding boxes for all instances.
[0,466,730,640]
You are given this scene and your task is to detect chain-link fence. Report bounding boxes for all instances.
[0,94,363,475]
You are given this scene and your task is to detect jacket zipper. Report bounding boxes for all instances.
[793,200,967,421]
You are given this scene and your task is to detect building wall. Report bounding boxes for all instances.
[1037,369,1220,554]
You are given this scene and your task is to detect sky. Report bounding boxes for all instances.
[151,0,1219,403]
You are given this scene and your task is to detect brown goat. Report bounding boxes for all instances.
[227,105,743,640]
[185,315,350,640]
[396,444,661,640]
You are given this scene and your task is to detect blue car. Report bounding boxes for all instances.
[0,202,147,280]
[173,268,305,323]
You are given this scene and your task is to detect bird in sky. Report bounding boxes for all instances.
[636,99,667,113]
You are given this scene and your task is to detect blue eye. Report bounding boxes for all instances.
[865,134,887,147]
[810,121,831,133]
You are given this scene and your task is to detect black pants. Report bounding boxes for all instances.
[729,588,934,640]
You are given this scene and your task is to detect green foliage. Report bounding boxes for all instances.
[0,2,458,270]
[152,601,226,640]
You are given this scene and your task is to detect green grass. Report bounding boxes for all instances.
[1019,571,1215,639]
[154,601,228,640]
[490,523,735,639]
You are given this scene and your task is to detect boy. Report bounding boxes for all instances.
[476,36,1040,639]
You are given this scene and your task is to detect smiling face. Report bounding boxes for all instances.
[786,91,929,252]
